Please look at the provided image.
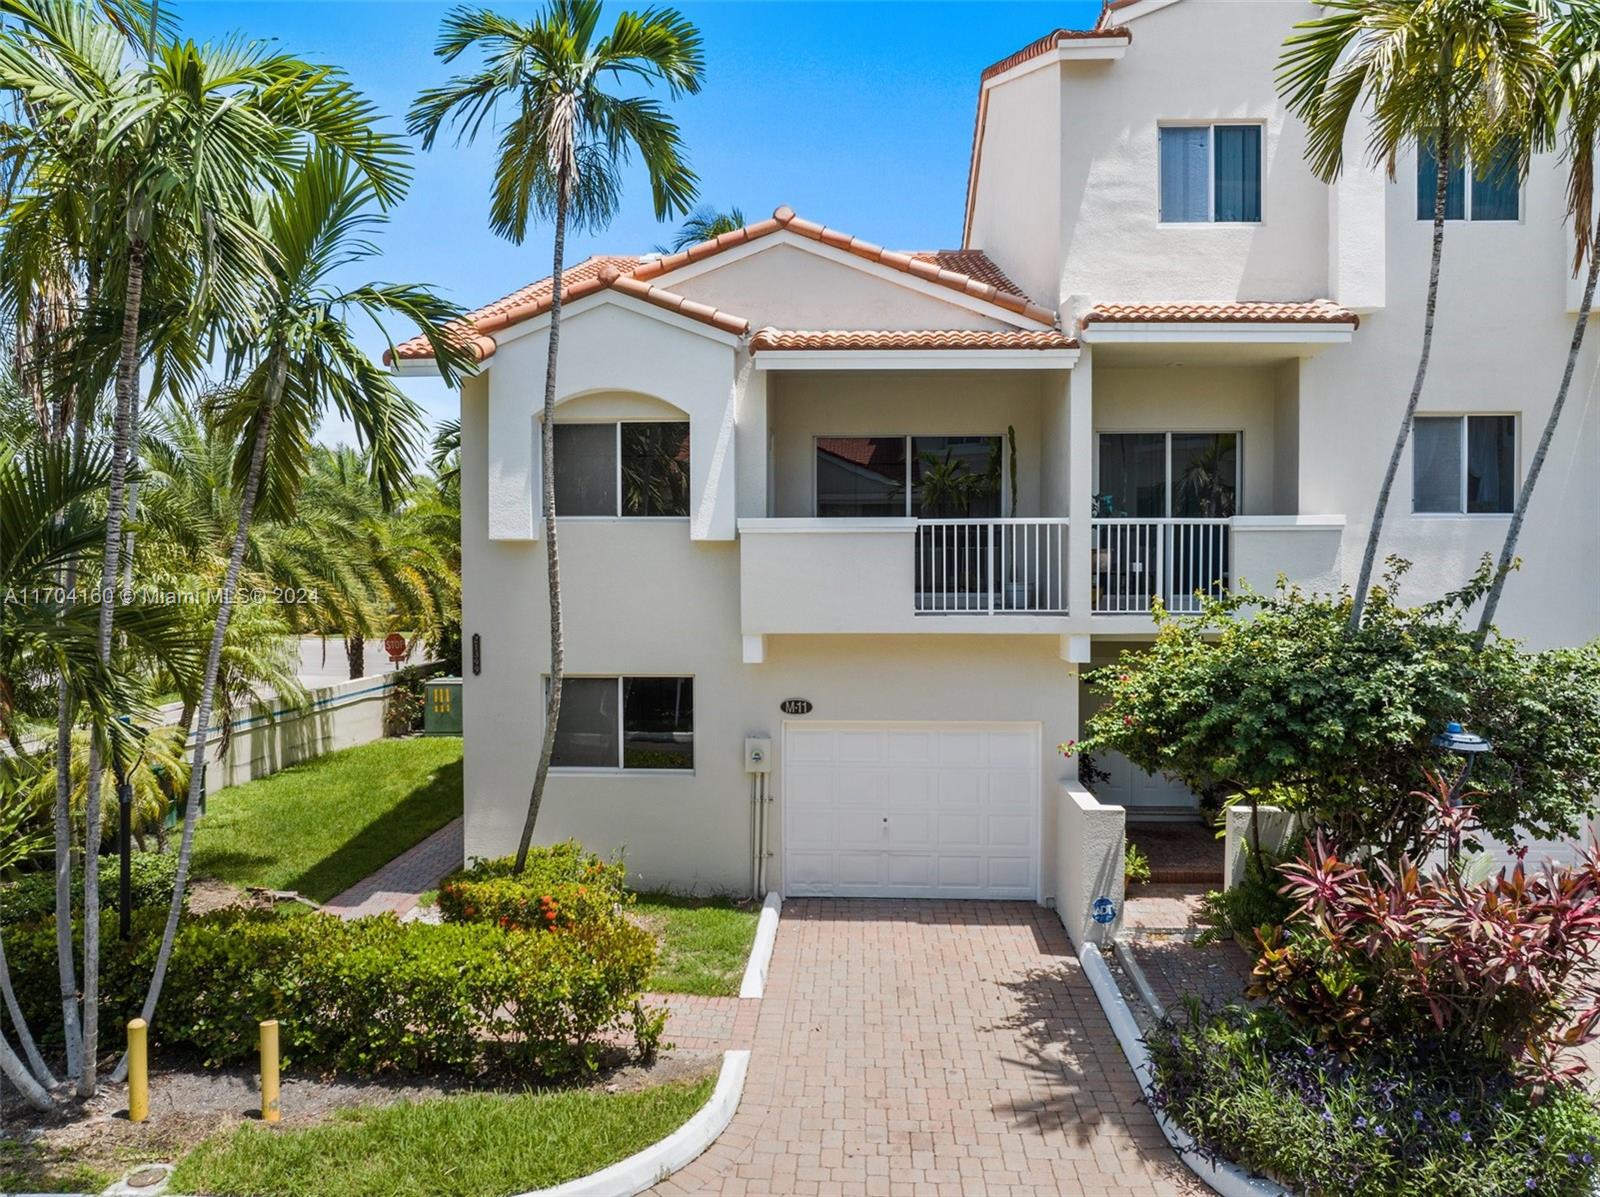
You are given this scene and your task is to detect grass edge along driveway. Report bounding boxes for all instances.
[190,737,462,903]
[633,893,760,997]
[168,1074,715,1197]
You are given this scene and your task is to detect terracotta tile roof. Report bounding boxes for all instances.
[1080,300,1360,328]
[749,328,1077,352]
[390,207,1057,365]
[978,23,1132,81]
[635,206,1056,324]
[387,255,747,363]
[816,436,904,470]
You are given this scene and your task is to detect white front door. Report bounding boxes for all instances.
[782,722,1040,900]
[1094,749,1199,812]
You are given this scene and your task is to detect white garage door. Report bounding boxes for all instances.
[783,722,1040,900]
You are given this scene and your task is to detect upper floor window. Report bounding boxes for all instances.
[553,421,690,517]
[815,435,1002,518]
[1413,414,1516,514]
[1159,124,1262,223]
[1415,137,1520,221]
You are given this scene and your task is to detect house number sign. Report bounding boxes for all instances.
[779,698,813,716]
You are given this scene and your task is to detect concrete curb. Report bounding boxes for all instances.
[1078,942,1291,1197]
[1112,937,1167,1021]
[738,891,782,999]
[515,1048,752,1197]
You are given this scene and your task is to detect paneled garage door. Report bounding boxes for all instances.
[782,722,1040,900]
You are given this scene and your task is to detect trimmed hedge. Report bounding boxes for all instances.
[1149,1003,1600,1197]
[0,852,178,928]
[6,906,657,1077]
[439,843,629,934]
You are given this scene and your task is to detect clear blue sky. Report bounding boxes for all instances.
[180,1,1100,446]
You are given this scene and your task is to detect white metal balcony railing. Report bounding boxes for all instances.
[913,519,1070,615]
[1089,518,1231,615]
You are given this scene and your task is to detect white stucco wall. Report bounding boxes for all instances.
[673,241,1016,331]
[484,299,743,542]
[462,368,1083,896]
[966,58,1064,314]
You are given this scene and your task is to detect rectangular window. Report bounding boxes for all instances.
[1413,415,1516,514]
[814,435,1003,517]
[620,422,691,517]
[1159,124,1262,223]
[553,421,690,517]
[1416,137,1519,221]
[551,676,693,771]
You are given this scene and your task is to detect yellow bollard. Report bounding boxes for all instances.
[126,1018,148,1123]
[259,1019,280,1123]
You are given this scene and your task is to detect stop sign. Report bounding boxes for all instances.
[384,633,408,661]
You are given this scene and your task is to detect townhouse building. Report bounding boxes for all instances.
[394,0,1600,909]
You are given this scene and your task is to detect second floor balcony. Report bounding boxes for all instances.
[738,513,1344,636]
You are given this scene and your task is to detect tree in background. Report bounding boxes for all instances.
[657,203,744,252]
[1080,564,1600,867]
[1277,0,1550,632]
[409,0,703,873]
[119,148,470,1071]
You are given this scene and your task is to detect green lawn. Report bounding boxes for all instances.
[168,1076,714,1197]
[634,894,760,997]
[191,738,462,903]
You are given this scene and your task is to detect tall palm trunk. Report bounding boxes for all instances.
[77,237,146,1095]
[1347,124,1452,633]
[52,401,88,1085]
[346,635,365,680]
[115,355,285,1079]
[1475,215,1600,642]
[0,1030,52,1111]
[514,176,569,875]
[0,931,53,1087]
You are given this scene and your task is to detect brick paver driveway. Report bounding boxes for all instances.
[650,899,1202,1197]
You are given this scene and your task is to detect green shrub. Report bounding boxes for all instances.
[1124,842,1153,887]
[1193,850,1295,949]
[5,906,657,1078]
[0,851,178,927]
[439,843,630,934]
[1149,1003,1600,1197]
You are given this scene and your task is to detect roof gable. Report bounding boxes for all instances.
[390,207,1057,365]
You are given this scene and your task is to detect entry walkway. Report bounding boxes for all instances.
[320,817,462,919]
[648,899,1203,1196]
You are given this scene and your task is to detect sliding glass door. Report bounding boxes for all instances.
[1095,432,1238,611]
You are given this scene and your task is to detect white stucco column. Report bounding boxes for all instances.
[1067,347,1094,621]
[735,354,769,519]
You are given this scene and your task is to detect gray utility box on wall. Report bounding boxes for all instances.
[423,677,464,736]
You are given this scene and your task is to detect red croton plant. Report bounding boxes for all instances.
[1251,776,1600,1084]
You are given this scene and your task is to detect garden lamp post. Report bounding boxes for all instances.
[1433,720,1491,805]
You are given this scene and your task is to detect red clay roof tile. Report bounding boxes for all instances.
[748,328,1076,352]
[1080,300,1359,327]
[390,208,1057,364]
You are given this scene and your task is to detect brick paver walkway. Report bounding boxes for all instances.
[647,899,1202,1197]
[321,817,463,919]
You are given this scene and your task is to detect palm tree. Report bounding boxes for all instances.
[657,203,744,252]
[117,149,471,1070]
[1477,1,1600,637]
[1278,0,1550,632]
[0,0,409,1093]
[409,0,703,873]
[0,438,200,1108]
